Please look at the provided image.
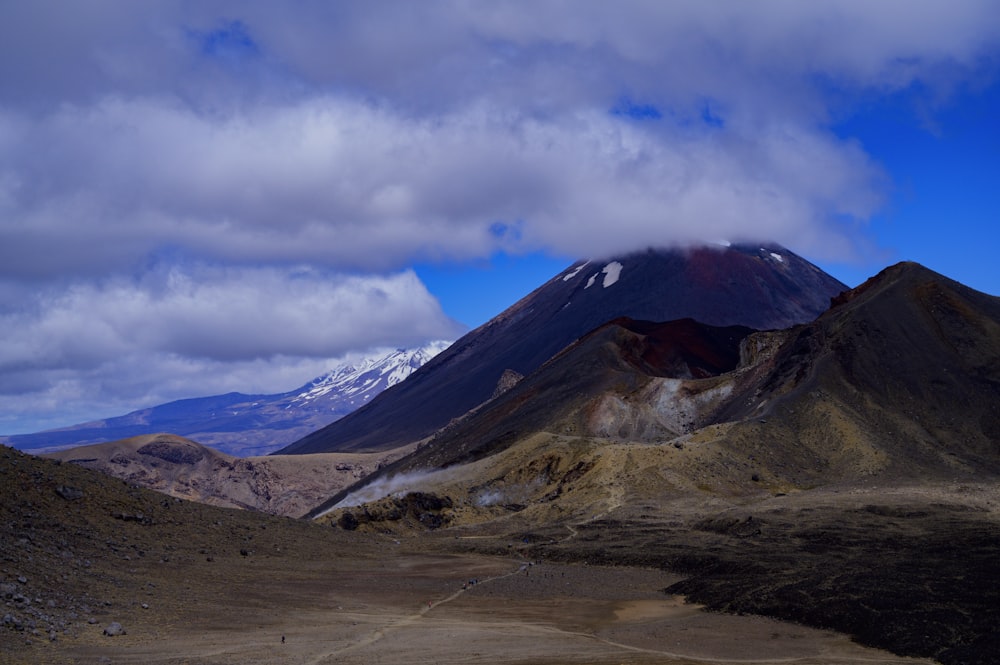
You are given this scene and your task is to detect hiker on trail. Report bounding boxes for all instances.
[281,635,285,644]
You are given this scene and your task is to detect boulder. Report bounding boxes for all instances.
[55,485,84,501]
[103,621,125,636]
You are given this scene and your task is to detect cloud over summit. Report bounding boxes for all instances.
[1,96,886,276]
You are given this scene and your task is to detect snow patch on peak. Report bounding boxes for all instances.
[562,261,589,281]
[585,273,597,289]
[769,252,785,263]
[602,262,623,288]
[291,341,450,406]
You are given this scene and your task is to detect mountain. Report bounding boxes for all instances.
[280,243,846,455]
[42,433,416,518]
[323,260,1000,502]
[2,342,449,457]
[311,261,1000,665]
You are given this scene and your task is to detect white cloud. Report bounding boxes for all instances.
[0,266,463,433]
[2,2,996,275]
[1,265,457,365]
[0,96,884,277]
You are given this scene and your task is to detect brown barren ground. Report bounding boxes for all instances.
[12,544,932,665]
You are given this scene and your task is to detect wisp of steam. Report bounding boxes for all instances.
[316,468,455,519]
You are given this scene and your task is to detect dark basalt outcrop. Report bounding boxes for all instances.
[337,492,454,531]
[137,439,206,465]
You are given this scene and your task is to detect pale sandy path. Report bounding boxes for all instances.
[306,559,532,663]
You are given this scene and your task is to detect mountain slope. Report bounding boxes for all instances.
[707,260,1000,480]
[2,342,449,457]
[281,243,846,455]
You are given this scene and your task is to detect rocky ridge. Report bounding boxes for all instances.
[44,433,416,518]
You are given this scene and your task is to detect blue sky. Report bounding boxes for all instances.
[0,2,998,433]
[825,80,1000,295]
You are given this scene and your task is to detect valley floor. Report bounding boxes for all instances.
[8,543,932,665]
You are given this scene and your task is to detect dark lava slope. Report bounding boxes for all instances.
[281,243,845,454]
[658,262,1000,664]
[426,315,752,468]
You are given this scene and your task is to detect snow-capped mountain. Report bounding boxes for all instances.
[2,342,452,457]
[293,342,452,409]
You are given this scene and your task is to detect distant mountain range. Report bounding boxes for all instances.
[1,342,450,456]
[280,243,847,455]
